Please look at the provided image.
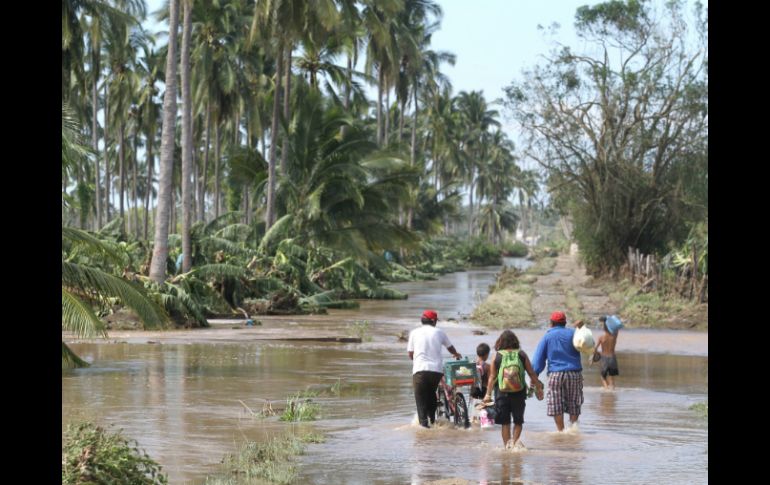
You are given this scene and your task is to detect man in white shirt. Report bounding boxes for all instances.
[407,310,462,428]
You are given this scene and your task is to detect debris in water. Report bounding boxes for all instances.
[472,330,487,335]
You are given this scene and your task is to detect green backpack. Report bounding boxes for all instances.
[497,349,526,393]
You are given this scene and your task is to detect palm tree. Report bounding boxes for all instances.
[456,90,500,236]
[135,44,163,241]
[62,0,140,101]
[515,170,539,242]
[362,0,402,147]
[104,21,148,235]
[62,105,165,368]
[269,90,417,258]
[476,130,519,244]
[181,0,194,273]
[149,0,181,283]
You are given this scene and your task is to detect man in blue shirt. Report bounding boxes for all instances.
[532,311,586,431]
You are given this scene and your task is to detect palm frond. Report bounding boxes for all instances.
[191,264,249,280]
[62,227,122,265]
[62,262,166,328]
[214,224,253,242]
[259,214,295,253]
[62,341,90,369]
[205,211,245,235]
[61,289,108,338]
[157,284,209,327]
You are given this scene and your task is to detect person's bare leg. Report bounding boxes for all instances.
[607,375,615,390]
[569,414,579,426]
[501,424,511,447]
[553,414,565,431]
[512,424,523,444]
[601,375,609,389]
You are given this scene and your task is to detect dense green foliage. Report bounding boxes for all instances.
[62,422,168,485]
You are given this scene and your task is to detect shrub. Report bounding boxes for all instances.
[62,422,167,485]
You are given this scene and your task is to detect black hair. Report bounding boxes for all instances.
[494,330,520,351]
[421,317,436,326]
[476,343,490,358]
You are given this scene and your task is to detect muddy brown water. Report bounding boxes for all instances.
[62,258,707,484]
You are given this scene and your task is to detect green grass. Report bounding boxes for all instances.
[204,432,325,485]
[601,278,707,329]
[689,401,708,418]
[526,256,557,275]
[472,266,537,328]
[470,258,560,329]
[346,320,373,342]
[279,396,321,422]
[565,288,585,321]
[502,241,529,257]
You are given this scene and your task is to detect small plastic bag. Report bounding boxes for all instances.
[573,326,595,354]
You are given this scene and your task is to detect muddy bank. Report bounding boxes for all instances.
[473,252,707,331]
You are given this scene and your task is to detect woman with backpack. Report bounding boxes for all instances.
[483,330,543,450]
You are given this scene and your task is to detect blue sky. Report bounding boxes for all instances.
[430,0,604,170]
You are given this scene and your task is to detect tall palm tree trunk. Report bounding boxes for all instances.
[104,83,111,222]
[93,69,102,230]
[119,120,127,234]
[468,171,474,237]
[132,132,139,238]
[149,0,180,283]
[75,149,83,228]
[192,117,198,223]
[376,68,383,147]
[199,101,210,222]
[170,186,176,237]
[407,87,418,230]
[281,44,291,175]
[181,0,193,273]
[144,134,153,240]
[266,45,284,229]
[384,86,390,146]
[214,122,221,219]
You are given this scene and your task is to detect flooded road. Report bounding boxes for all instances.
[62,258,707,484]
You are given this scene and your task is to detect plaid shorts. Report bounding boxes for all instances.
[546,371,584,416]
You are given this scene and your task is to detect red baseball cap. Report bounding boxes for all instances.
[550,311,566,323]
[422,310,438,321]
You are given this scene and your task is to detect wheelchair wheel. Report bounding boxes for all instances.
[439,390,452,421]
[453,392,470,429]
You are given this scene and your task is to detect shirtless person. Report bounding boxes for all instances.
[594,316,620,390]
